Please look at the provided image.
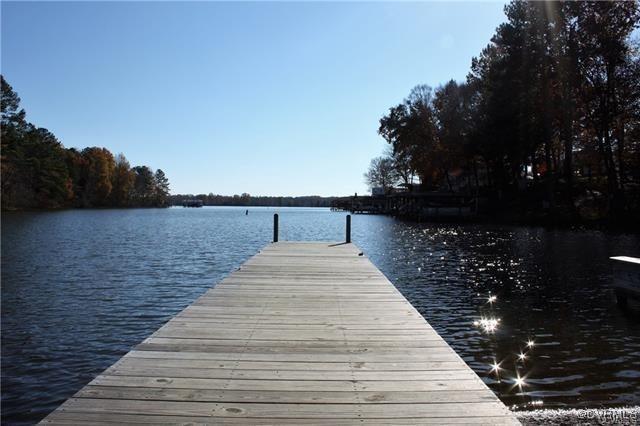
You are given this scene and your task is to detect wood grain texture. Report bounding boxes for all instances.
[41,241,519,425]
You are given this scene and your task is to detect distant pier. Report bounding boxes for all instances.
[332,191,483,219]
[41,222,518,424]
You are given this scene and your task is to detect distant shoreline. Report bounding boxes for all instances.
[0,204,335,212]
[169,194,340,208]
[4,203,638,232]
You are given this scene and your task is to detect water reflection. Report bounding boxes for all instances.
[354,217,640,412]
[474,290,535,405]
[514,373,527,389]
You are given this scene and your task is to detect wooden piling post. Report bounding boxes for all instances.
[273,213,279,243]
[346,214,351,243]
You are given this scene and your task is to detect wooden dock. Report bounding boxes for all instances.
[41,242,519,425]
[611,256,640,307]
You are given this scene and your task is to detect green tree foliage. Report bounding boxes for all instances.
[1,77,72,209]
[374,0,640,221]
[131,166,156,207]
[2,76,29,209]
[0,75,170,209]
[23,127,73,208]
[154,169,170,207]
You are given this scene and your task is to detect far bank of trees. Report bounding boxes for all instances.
[369,1,640,222]
[1,76,170,209]
[170,193,337,208]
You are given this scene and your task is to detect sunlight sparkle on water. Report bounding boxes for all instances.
[487,295,497,304]
[518,352,527,361]
[527,339,535,348]
[473,317,500,333]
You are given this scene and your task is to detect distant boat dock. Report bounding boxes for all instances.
[41,217,518,424]
[332,191,483,219]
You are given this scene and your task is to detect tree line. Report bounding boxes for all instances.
[1,76,170,209]
[368,1,639,222]
[170,193,337,208]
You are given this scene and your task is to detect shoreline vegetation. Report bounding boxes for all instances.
[1,76,170,210]
[364,1,640,229]
[169,194,337,208]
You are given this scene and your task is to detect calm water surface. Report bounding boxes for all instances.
[2,207,639,424]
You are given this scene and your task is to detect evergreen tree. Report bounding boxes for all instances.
[132,166,155,206]
[154,169,170,207]
[1,75,171,210]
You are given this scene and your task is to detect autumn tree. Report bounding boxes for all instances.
[111,153,135,207]
[370,0,640,221]
[1,75,171,210]
[78,147,115,207]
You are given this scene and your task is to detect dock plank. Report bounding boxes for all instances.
[41,241,518,425]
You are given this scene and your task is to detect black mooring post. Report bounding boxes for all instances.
[346,214,351,243]
[273,213,279,243]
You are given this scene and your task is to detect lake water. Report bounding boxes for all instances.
[2,207,639,424]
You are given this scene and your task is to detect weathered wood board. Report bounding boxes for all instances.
[41,241,519,425]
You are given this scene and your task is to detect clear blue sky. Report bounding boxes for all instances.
[2,1,507,196]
